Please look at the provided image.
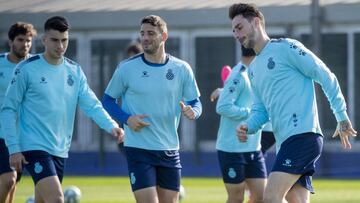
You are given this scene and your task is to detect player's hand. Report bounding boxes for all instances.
[332,120,357,149]
[180,101,196,120]
[236,123,248,142]
[210,88,222,102]
[127,115,150,132]
[9,153,28,173]
[112,127,125,143]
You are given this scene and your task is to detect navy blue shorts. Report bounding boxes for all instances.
[0,138,22,182]
[272,133,323,193]
[261,131,275,154]
[217,150,267,184]
[124,147,181,192]
[22,150,65,185]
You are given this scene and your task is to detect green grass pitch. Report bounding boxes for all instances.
[14,176,360,203]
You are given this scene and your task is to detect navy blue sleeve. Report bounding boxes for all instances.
[185,98,202,119]
[102,94,131,124]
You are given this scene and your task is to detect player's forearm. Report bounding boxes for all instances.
[216,103,250,120]
[102,94,131,124]
[245,108,269,134]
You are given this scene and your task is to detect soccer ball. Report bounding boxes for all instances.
[179,184,185,201]
[25,195,35,203]
[64,185,82,203]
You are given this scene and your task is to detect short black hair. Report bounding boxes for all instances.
[44,16,70,32]
[141,15,167,33]
[8,22,37,41]
[228,3,265,26]
[241,45,256,57]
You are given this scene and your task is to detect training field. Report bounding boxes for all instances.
[14,176,360,203]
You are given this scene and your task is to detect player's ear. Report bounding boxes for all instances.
[254,17,261,28]
[162,32,168,42]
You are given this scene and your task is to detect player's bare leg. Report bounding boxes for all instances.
[35,176,63,203]
[134,187,159,203]
[0,171,17,203]
[157,186,179,203]
[286,184,310,203]
[264,172,301,203]
[246,178,266,203]
[224,182,246,203]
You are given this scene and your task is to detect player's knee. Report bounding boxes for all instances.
[264,190,282,203]
[1,173,17,190]
[48,193,64,203]
[227,195,244,203]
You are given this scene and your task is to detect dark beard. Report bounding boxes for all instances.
[12,46,26,59]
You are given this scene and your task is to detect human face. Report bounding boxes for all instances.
[42,29,68,61]
[140,23,164,55]
[9,33,33,59]
[232,15,257,49]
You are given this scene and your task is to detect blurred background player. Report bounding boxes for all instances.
[0,22,37,203]
[0,16,124,203]
[103,15,202,203]
[125,42,143,58]
[215,45,267,203]
[232,3,357,203]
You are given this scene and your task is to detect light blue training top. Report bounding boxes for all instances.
[105,54,200,150]
[216,63,261,152]
[1,54,118,158]
[245,38,349,151]
[0,53,17,140]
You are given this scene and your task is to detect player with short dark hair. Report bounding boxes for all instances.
[231,3,357,203]
[103,15,201,203]
[215,45,267,203]
[0,21,37,203]
[0,16,124,203]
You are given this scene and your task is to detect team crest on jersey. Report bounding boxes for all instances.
[166,69,174,80]
[40,77,47,84]
[142,71,149,77]
[267,57,275,70]
[67,74,74,86]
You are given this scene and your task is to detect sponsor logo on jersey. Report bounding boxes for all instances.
[142,71,149,77]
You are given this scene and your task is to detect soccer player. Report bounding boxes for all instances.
[230,3,357,203]
[0,22,37,203]
[215,45,267,203]
[102,15,202,203]
[0,16,124,203]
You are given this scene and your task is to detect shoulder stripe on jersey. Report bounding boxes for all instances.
[16,55,40,70]
[0,54,5,58]
[65,57,79,66]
